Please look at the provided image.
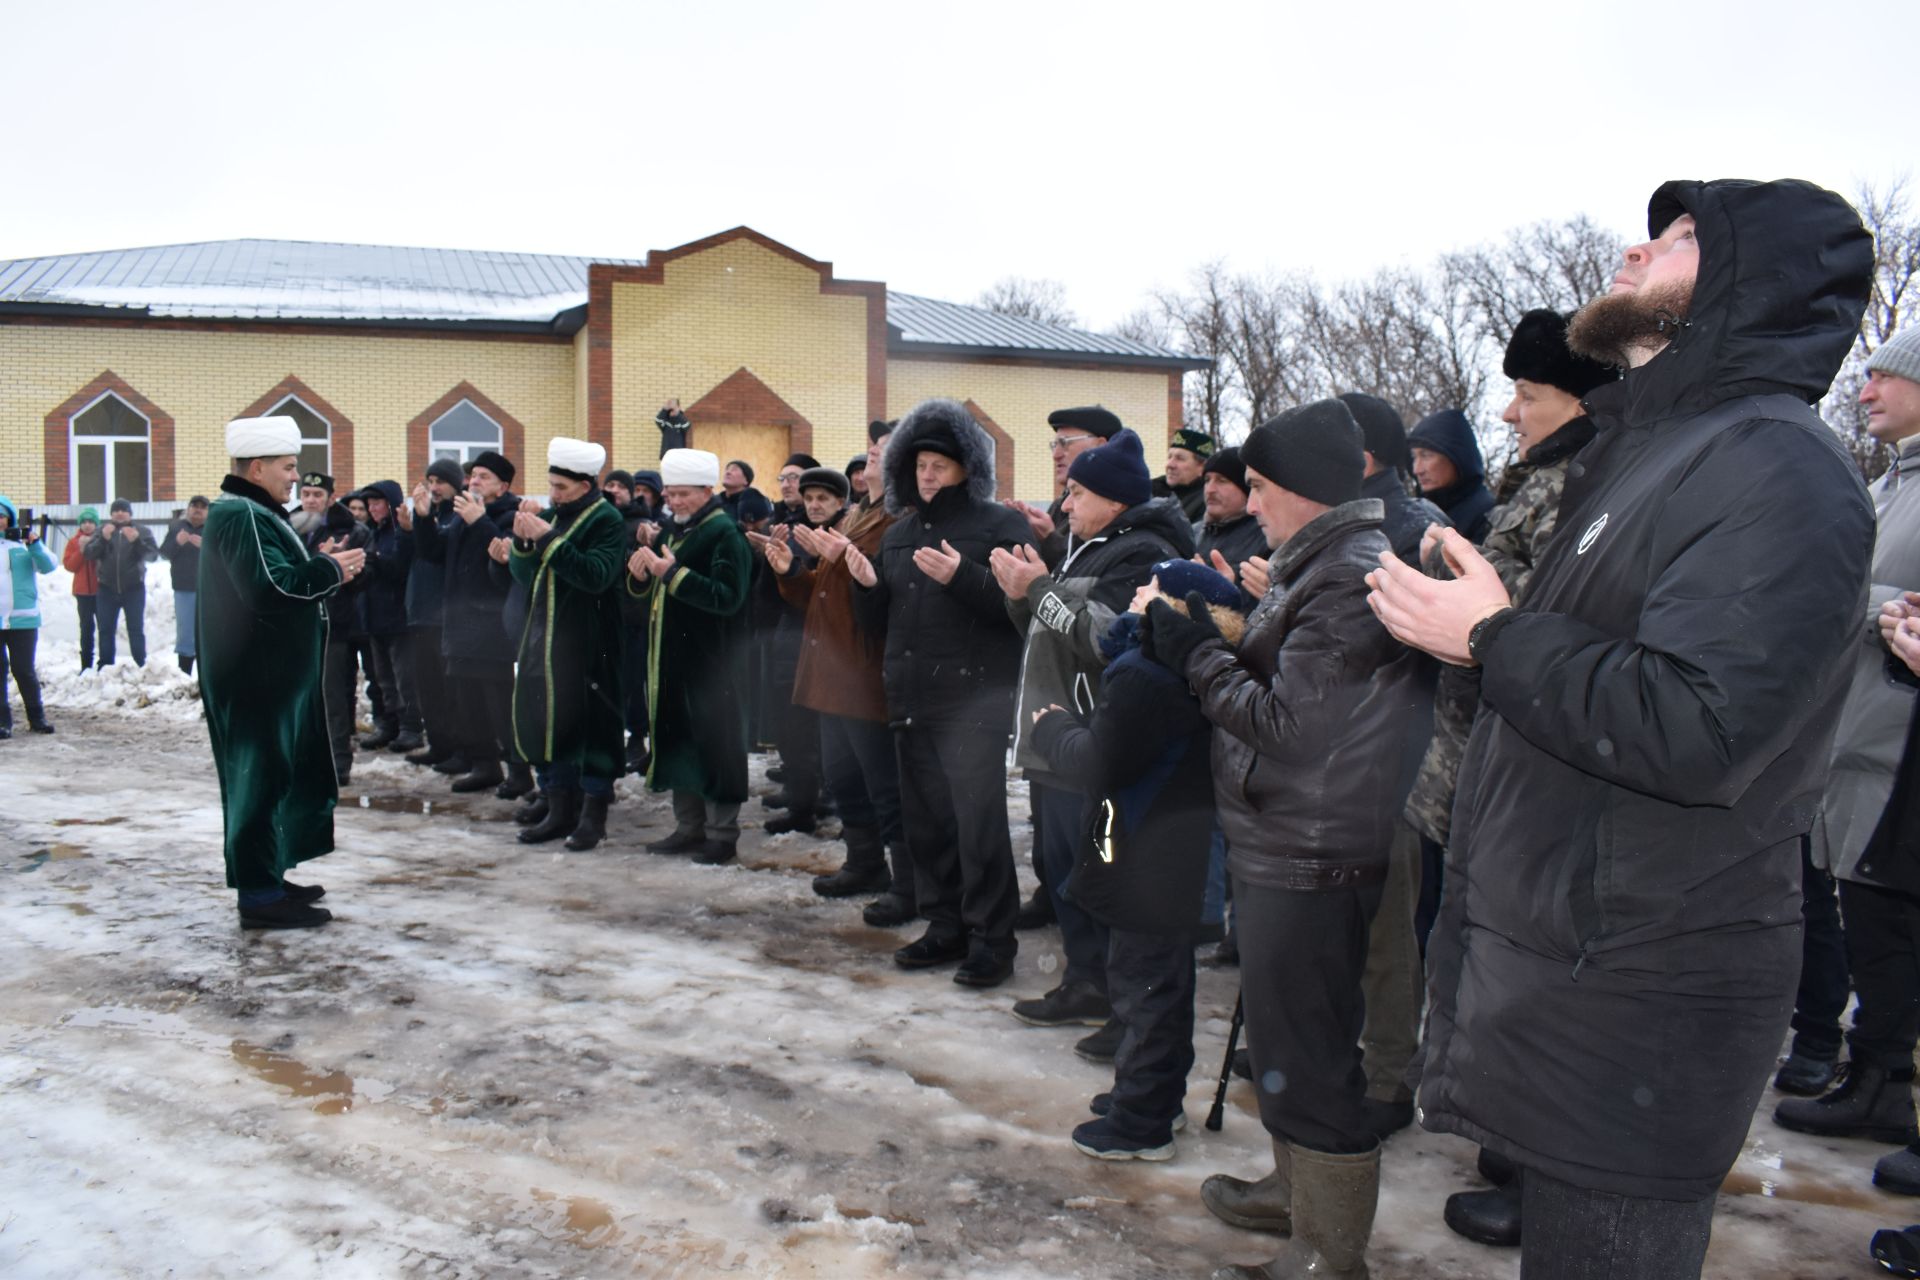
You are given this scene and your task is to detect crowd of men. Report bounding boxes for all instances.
[88,175,1920,1279]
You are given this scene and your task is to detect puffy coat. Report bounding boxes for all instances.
[62,533,99,595]
[157,516,205,593]
[1420,178,1877,1201]
[851,399,1036,730]
[85,519,157,592]
[357,481,413,638]
[0,496,56,628]
[1182,498,1419,889]
[414,491,519,664]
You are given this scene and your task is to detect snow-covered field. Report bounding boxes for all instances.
[0,570,1905,1277]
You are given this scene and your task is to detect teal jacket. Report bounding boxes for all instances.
[0,496,56,629]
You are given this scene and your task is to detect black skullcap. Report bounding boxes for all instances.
[1240,400,1366,508]
[1201,446,1248,493]
[1336,393,1412,472]
[467,450,515,485]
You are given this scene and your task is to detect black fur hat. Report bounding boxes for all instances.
[1504,309,1617,397]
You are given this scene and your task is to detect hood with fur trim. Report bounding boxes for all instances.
[883,398,999,515]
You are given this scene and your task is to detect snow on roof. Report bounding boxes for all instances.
[0,237,1204,364]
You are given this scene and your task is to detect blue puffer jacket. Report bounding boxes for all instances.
[0,496,57,629]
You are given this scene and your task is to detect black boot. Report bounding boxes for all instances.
[1774,1063,1918,1143]
[813,826,890,897]
[765,808,818,836]
[432,753,472,775]
[178,654,195,676]
[648,828,705,855]
[626,736,651,776]
[1774,1050,1841,1096]
[408,742,452,766]
[388,730,424,754]
[1444,1173,1523,1247]
[495,761,535,800]
[450,760,505,794]
[692,837,737,865]
[565,794,611,851]
[359,721,398,751]
[862,842,918,926]
[518,789,581,844]
[513,791,549,825]
[1014,885,1056,930]
[239,897,333,930]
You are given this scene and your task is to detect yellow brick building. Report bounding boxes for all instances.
[0,228,1202,511]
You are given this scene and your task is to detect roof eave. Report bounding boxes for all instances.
[0,300,581,337]
[889,337,1210,372]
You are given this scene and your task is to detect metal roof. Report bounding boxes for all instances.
[0,237,1204,365]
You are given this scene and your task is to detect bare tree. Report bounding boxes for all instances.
[1149,263,1239,442]
[977,276,1078,328]
[1442,215,1627,348]
[1823,178,1920,481]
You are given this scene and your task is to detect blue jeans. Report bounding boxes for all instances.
[819,712,902,844]
[173,589,196,658]
[95,585,146,667]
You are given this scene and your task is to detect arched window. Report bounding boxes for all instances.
[429,398,503,464]
[263,394,331,478]
[71,391,151,504]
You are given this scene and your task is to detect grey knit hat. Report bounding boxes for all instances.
[1869,329,1920,384]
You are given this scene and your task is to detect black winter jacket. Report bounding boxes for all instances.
[852,399,1036,730]
[414,491,519,664]
[1420,178,1877,1201]
[157,517,204,592]
[357,481,412,638]
[1361,469,1450,569]
[1183,498,1419,889]
[404,498,459,628]
[86,520,157,593]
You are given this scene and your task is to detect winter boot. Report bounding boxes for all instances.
[513,790,549,825]
[1212,1143,1378,1280]
[761,790,797,812]
[407,742,452,766]
[953,942,1015,988]
[692,837,738,866]
[1014,885,1056,930]
[1074,1017,1125,1064]
[518,789,581,844]
[359,721,398,751]
[495,761,535,801]
[764,808,818,836]
[1877,1139,1920,1195]
[648,829,706,856]
[1873,1224,1920,1278]
[863,843,920,926]
[625,735,651,776]
[565,794,611,851]
[1203,1138,1294,1233]
[1774,1063,1918,1143]
[1011,978,1112,1027]
[1443,1174,1522,1247]
[239,898,333,930]
[432,753,472,775]
[451,760,505,794]
[812,826,890,897]
[388,730,424,754]
[1774,1049,1841,1097]
[1359,1096,1415,1141]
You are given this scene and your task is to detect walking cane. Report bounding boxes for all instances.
[1205,990,1244,1132]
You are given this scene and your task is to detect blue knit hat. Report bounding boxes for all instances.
[1151,557,1240,608]
[1066,428,1152,508]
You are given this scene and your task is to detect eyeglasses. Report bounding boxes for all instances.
[1048,434,1094,453]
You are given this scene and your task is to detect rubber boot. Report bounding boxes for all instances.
[451,759,505,793]
[1202,1138,1293,1233]
[513,790,549,826]
[565,793,611,851]
[1774,1063,1918,1143]
[495,761,535,800]
[518,789,580,844]
[862,841,919,926]
[1443,1171,1522,1246]
[813,826,890,897]
[1213,1144,1377,1279]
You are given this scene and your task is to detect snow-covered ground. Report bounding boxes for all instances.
[0,585,1905,1277]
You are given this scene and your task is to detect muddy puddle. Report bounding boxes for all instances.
[230,1040,356,1114]
[356,793,512,823]
[1720,1167,1879,1210]
[52,816,128,827]
[529,1188,623,1248]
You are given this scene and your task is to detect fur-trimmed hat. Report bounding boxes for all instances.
[1201,446,1248,494]
[1504,309,1617,398]
[1047,405,1123,439]
[1241,400,1366,508]
[797,466,850,501]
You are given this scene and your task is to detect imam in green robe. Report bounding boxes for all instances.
[627,497,752,803]
[508,488,629,782]
[199,474,347,891]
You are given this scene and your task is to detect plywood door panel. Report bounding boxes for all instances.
[688,422,787,499]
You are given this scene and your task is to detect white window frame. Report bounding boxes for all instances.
[428,398,503,465]
[69,390,152,506]
[264,392,331,476]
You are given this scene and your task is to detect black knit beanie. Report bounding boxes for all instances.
[1065,428,1152,507]
[1240,400,1365,507]
[425,457,465,489]
[1336,393,1411,472]
[1201,446,1248,494]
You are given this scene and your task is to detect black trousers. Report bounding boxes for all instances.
[449,662,514,765]
[74,595,96,669]
[409,627,455,751]
[1032,779,1110,991]
[1415,834,1446,958]
[1,629,45,729]
[1102,927,1196,1139]
[1235,875,1381,1154]
[779,700,823,811]
[364,632,420,733]
[321,637,356,774]
[1790,835,1850,1061]
[1841,876,1920,1071]
[1521,1168,1715,1279]
[896,721,1020,953]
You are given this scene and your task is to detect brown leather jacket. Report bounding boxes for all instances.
[1183,499,1420,890]
[776,497,896,723]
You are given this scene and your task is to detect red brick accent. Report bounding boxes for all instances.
[43,371,175,505]
[406,383,528,485]
[685,367,815,458]
[0,312,569,345]
[586,228,888,446]
[1167,370,1186,446]
[237,374,357,493]
[962,400,1016,501]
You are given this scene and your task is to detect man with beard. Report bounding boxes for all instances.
[1368,180,1874,1276]
[413,450,520,795]
[509,438,628,850]
[846,399,1037,988]
[1153,427,1214,524]
[1407,409,1495,543]
[631,448,754,864]
[199,416,364,928]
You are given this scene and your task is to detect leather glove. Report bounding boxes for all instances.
[1141,591,1223,674]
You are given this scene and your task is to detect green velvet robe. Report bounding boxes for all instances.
[199,476,346,892]
[627,499,751,802]
[507,489,628,779]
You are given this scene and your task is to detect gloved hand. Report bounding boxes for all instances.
[1142,591,1224,674]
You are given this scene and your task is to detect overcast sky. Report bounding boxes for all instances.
[3,0,1909,332]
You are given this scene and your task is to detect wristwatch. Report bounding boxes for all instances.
[1467,607,1515,664]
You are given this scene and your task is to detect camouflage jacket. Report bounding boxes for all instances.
[1403,416,1597,845]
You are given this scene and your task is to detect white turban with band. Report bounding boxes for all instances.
[547,436,606,477]
[225,415,303,459]
[660,448,720,488]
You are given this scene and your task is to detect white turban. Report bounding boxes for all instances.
[660,448,720,488]
[225,415,302,459]
[547,436,606,478]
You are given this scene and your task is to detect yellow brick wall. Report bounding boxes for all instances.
[607,239,872,473]
[0,324,575,505]
[886,359,1173,503]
